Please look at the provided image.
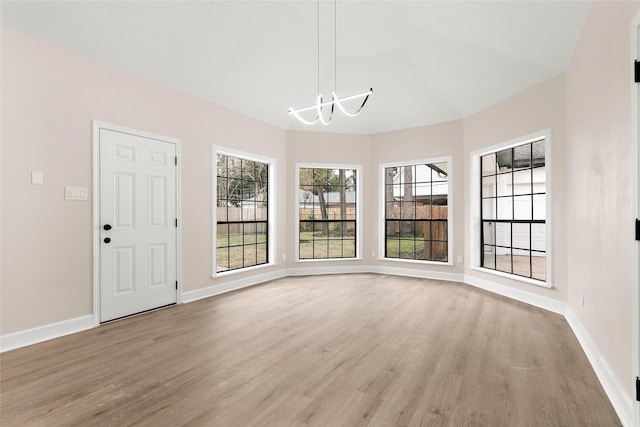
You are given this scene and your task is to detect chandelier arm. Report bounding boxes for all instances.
[287,107,320,125]
[289,96,342,114]
[317,94,334,125]
[331,88,373,117]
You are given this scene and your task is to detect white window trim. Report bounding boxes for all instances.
[469,129,553,289]
[378,156,454,266]
[295,162,363,262]
[212,146,276,278]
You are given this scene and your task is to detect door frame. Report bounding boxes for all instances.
[92,121,183,326]
[632,10,640,427]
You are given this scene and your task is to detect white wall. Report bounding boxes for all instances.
[0,27,288,334]
[565,0,640,398]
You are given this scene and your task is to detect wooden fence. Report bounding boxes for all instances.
[217,207,267,222]
[217,205,448,260]
[299,207,357,220]
[298,205,447,221]
[387,206,448,260]
[217,207,267,235]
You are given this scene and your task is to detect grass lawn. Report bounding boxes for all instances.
[216,233,267,272]
[299,232,355,259]
[216,233,450,267]
[386,237,425,259]
[386,237,448,262]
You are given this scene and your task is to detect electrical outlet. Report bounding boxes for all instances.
[65,186,88,201]
[282,253,287,261]
[372,250,376,257]
[457,256,463,264]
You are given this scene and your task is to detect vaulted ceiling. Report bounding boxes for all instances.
[1,1,591,134]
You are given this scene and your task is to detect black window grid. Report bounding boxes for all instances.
[383,163,449,263]
[480,139,546,281]
[298,168,357,260]
[216,154,269,272]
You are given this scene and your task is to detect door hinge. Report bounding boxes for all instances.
[635,60,640,83]
[175,156,178,166]
[636,219,640,241]
[176,218,178,228]
[176,281,178,290]
[636,377,640,401]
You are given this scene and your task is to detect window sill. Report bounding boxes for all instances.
[380,257,453,267]
[471,267,552,289]
[212,262,275,279]
[295,257,363,263]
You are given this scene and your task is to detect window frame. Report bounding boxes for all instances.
[378,156,454,266]
[295,163,363,262]
[212,146,275,277]
[470,130,553,288]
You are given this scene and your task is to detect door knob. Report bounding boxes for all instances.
[103,224,112,230]
[104,237,111,244]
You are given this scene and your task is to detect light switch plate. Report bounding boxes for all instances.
[65,186,88,201]
[31,171,43,185]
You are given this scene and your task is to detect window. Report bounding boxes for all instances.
[382,159,451,263]
[215,150,271,274]
[297,165,360,260]
[480,137,547,282]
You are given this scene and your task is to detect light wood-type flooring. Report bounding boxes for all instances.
[1,274,620,426]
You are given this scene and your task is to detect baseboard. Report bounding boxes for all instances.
[0,315,93,353]
[565,308,633,427]
[464,273,566,315]
[181,269,287,303]
[287,264,465,283]
[372,265,464,283]
[287,264,371,277]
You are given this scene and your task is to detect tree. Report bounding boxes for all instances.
[339,169,346,236]
[217,155,267,208]
[385,167,396,236]
[401,165,414,236]
[299,168,341,236]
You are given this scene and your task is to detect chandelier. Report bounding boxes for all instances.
[288,0,372,126]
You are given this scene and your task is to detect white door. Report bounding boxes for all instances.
[99,127,178,322]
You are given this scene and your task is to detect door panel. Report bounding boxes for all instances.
[149,243,167,287]
[114,246,135,294]
[115,173,135,228]
[100,128,177,322]
[149,176,167,227]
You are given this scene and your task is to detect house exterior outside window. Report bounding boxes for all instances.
[471,130,551,287]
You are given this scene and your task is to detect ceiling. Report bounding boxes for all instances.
[1,1,591,134]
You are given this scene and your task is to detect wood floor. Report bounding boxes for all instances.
[1,274,620,426]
